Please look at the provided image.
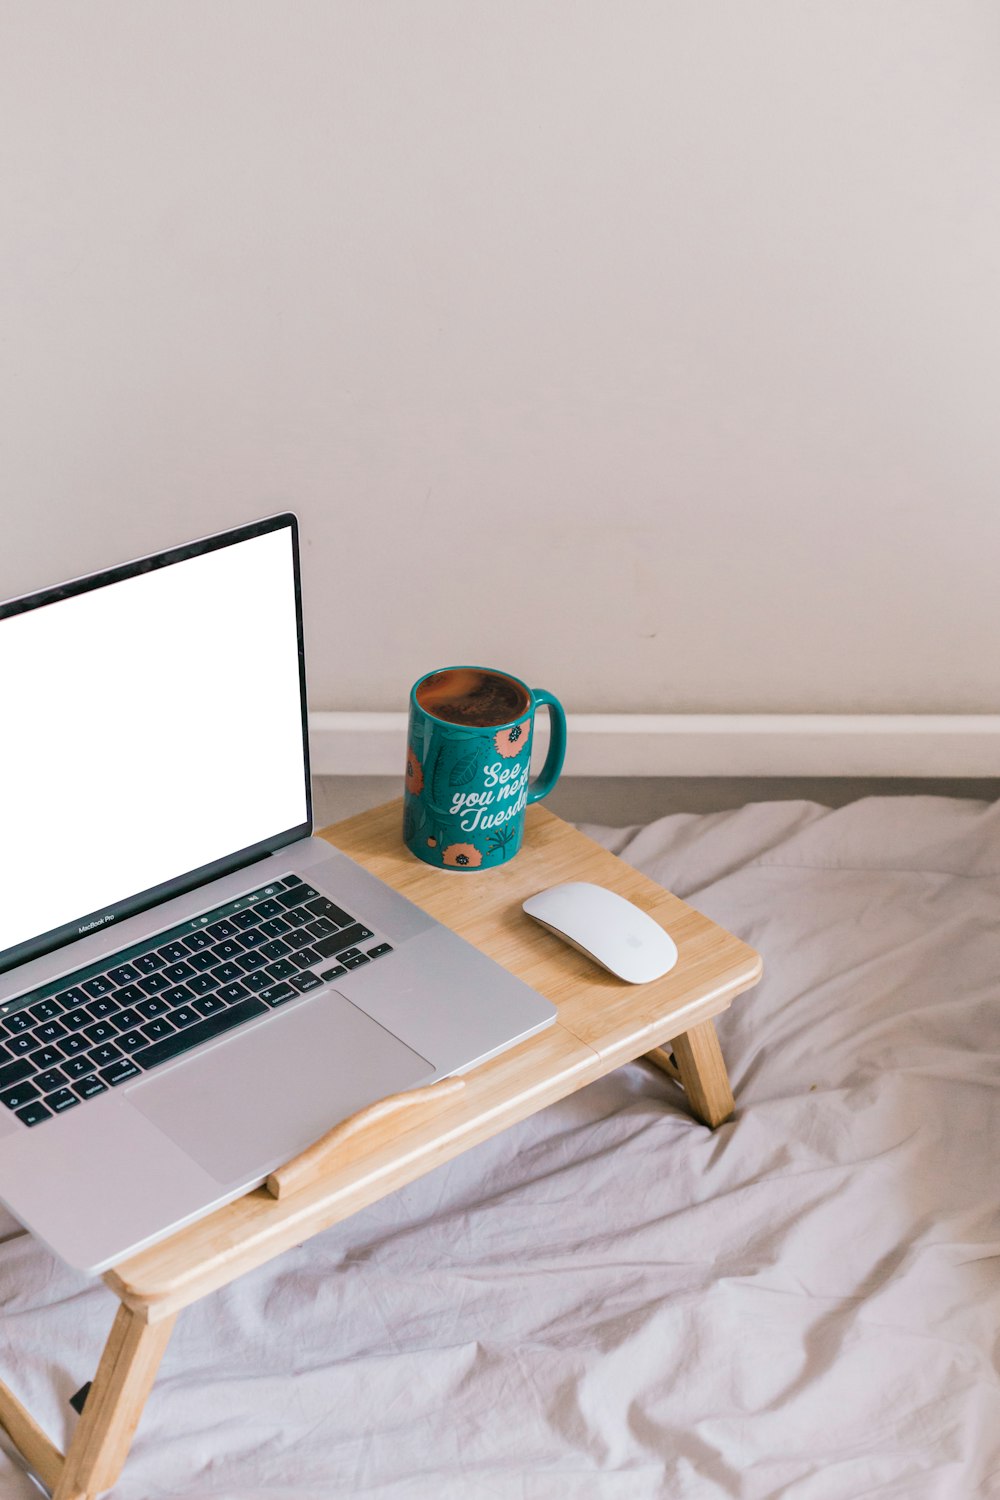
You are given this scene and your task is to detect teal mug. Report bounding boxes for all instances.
[403,666,567,870]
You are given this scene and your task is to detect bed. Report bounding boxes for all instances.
[2,794,998,1498]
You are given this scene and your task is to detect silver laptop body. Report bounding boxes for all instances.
[0,515,554,1273]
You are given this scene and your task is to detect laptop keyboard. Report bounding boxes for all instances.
[0,875,394,1129]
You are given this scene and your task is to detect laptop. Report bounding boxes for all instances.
[0,514,555,1273]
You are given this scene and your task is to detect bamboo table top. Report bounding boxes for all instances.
[106,801,762,1322]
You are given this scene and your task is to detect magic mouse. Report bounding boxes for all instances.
[522,882,679,983]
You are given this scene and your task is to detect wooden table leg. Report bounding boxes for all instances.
[646,1017,735,1128]
[0,1378,65,1493]
[52,1304,176,1500]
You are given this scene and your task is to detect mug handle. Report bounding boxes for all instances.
[527,689,567,803]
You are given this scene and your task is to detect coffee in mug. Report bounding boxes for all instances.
[415,668,530,728]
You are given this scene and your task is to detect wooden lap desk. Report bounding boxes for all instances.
[0,801,762,1499]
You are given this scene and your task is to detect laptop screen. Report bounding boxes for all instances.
[0,515,311,977]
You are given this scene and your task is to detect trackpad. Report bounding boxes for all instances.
[128,990,435,1187]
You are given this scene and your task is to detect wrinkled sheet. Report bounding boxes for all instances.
[2,795,999,1499]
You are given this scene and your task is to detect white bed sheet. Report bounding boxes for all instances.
[2,795,999,1498]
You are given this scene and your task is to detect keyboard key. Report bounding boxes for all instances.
[274,884,319,910]
[289,971,323,994]
[242,970,274,993]
[256,901,285,923]
[85,997,119,1020]
[107,963,140,986]
[366,944,394,959]
[62,1007,94,1031]
[136,997,170,1020]
[236,949,268,971]
[3,1012,33,1035]
[260,939,290,962]
[161,985,193,1008]
[265,959,297,982]
[259,916,290,937]
[291,949,321,971]
[186,972,219,995]
[258,982,296,1007]
[83,1022,116,1047]
[32,1046,64,1071]
[63,1055,97,1080]
[342,954,370,970]
[212,939,244,962]
[60,1033,90,1056]
[138,973,171,995]
[306,896,355,927]
[159,943,191,965]
[132,997,267,1070]
[0,1081,40,1111]
[35,1068,67,1093]
[280,874,303,888]
[163,961,195,983]
[117,1031,148,1053]
[314,925,373,960]
[56,986,90,1008]
[133,952,164,975]
[45,1088,79,1114]
[16,1100,52,1127]
[89,1044,122,1068]
[187,950,219,972]
[100,1059,141,1087]
[205,918,238,941]
[169,1006,200,1028]
[231,909,261,931]
[7,1034,40,1056]
[285,930,315,953]
[216,983,249,1005]
[82,977,114,998]
[112,984,145,1007]
[29,1000,62,1024]
[318,965,347,980]
[333,947,361,962]
[307,918,337,939]
[111,1008,144,1032]
[238,928,268,949]
[183,930,214,951]
[35,1021,67,1044]
[73,1076,108,1100]
[193,994,227,1017]
[283,907,311,928]
[141,1018,176,1042]
[212,963,244,985]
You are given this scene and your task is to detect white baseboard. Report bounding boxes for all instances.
[308,712,1000,778]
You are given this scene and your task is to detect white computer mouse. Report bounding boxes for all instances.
[522,881,679,983]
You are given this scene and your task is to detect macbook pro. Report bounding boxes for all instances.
[0,514,555,1273]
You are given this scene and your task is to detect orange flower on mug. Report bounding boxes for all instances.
[405,746,424,795]
[442,842,483,868]
[494,721,527,758]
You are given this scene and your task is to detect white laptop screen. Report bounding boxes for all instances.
[0,516,311,975]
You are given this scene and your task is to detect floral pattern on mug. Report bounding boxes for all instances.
[442,842,483,868]
[405,747,424,795]
[494,721,527,758]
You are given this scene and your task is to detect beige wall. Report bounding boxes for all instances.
[2,3,999,715]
